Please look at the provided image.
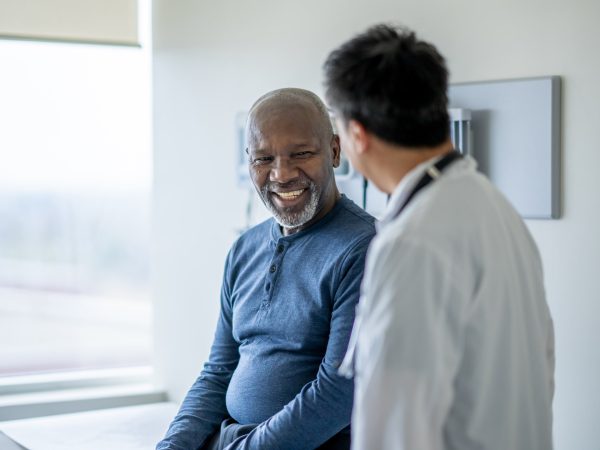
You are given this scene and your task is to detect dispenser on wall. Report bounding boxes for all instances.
[449,108,472,156]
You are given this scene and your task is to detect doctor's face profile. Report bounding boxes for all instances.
[246,97,340,233]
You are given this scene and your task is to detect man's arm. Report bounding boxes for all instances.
[222,238,372,450]
[352,236,465,450]
[157,252,240,450]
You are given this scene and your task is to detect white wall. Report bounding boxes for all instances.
[152,1,600,448]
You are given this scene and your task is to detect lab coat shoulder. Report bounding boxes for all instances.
[362,219,472,361]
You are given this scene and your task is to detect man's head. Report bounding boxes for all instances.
[246,88,341,234]
[323,25,452,191]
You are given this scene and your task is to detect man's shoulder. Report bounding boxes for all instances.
[227,218,273,257]
[240,217,273,240]
[300,196,376,265]
[332,195,377,239]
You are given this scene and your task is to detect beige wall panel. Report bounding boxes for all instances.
[0,0,138,45]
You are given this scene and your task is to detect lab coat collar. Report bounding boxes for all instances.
[377,154,476,231]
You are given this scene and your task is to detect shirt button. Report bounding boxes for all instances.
[277,244,284,253]
[269,264,276,273]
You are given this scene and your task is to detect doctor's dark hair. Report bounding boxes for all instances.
[323,24,450,148]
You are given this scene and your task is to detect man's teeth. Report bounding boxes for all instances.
[276,189,305,199]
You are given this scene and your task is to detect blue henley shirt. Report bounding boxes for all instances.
[157,195,375,450]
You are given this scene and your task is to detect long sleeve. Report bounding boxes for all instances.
[352,236,466,450]
[223,239,371,450]
[157,252,240,450]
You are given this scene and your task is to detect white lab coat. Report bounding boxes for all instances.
[344,156,554,450]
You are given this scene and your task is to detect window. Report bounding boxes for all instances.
[0,39,152,377]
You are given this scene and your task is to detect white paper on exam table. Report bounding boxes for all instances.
[0,402,178,450]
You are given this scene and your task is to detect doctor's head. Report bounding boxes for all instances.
[245,88,341,235]
[323,24,452,193]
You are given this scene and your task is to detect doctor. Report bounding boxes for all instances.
[323,25,555,450]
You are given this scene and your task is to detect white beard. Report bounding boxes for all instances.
[261,182,320,229]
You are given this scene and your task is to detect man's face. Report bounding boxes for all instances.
[247,103,339,231]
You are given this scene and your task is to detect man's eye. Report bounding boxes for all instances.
[293,151,313,158]
[252,156,273,165]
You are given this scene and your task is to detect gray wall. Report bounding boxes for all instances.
[152,1,600,448]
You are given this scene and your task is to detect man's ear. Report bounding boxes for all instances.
[348,119,369,155]
[331,134,341,168]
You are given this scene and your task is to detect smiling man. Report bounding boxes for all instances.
[157,88,375,450]
[247,89,341,234]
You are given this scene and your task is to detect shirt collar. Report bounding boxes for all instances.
[270,194,347,242]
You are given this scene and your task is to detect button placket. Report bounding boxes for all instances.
[262,240,287,308]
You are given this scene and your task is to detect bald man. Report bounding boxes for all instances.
[157,88,375,450]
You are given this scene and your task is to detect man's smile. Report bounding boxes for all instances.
[272,188,307,201]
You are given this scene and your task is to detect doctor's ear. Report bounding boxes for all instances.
[347,120,369,154]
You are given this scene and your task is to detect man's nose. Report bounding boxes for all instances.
[270,158,299,184]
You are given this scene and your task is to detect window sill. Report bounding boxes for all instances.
[0,367,167,421]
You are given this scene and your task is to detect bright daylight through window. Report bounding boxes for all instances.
[0,39,151,377]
